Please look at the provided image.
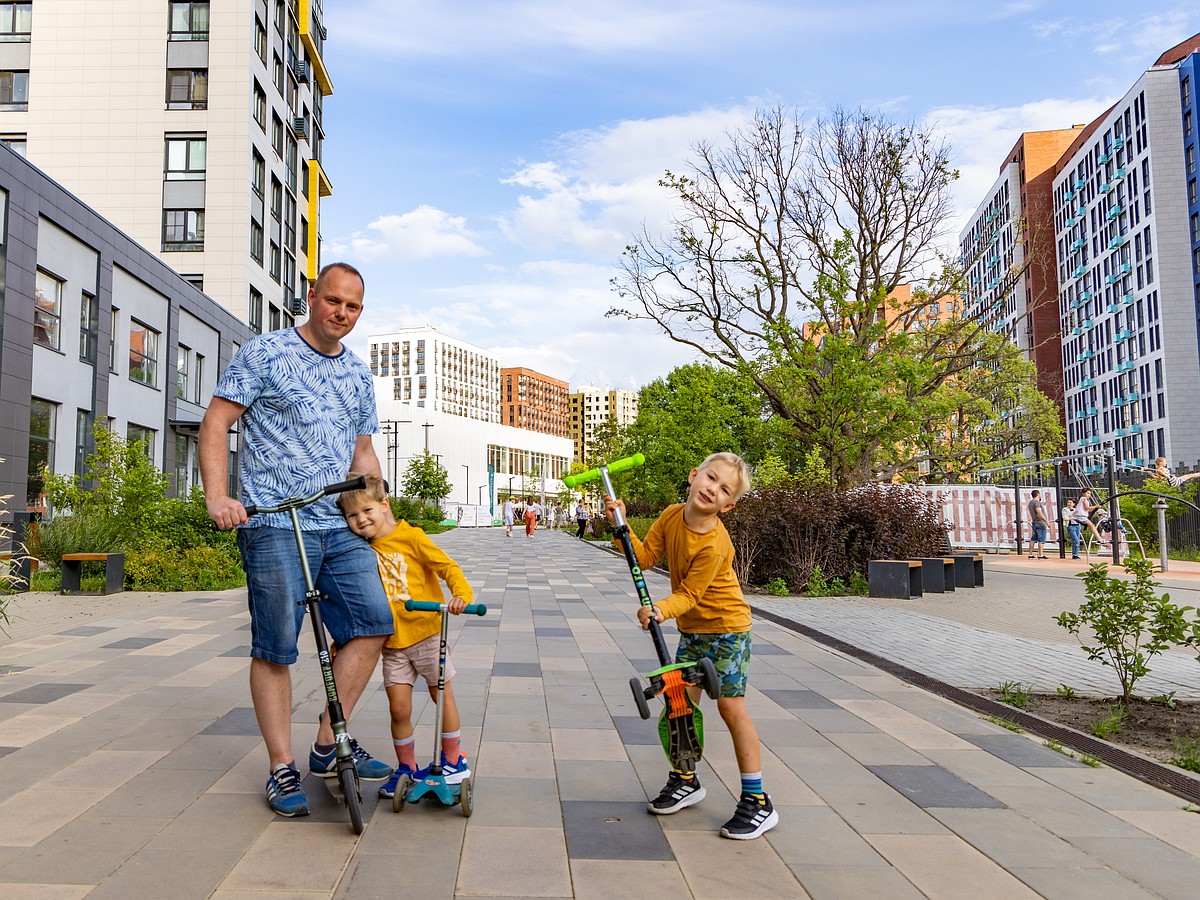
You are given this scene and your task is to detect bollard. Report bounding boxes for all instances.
[1155,498,1169,573]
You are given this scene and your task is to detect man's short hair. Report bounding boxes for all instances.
[314,261,365,296]
[697,451,753,502]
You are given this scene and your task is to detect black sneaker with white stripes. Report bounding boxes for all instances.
[719,792,778,839]
[647,772,706,815]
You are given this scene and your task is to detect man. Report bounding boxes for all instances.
[199,262,394,818]
[1027,489,1050,560]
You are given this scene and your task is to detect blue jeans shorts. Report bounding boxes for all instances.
[674,630,752,698]
[238,525,393,665]
[1031,523,1047,542]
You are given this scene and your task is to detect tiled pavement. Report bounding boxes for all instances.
[2,531,1200,898]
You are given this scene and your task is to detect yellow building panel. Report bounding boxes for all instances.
[298,0,334,95]
[306,160,333,281]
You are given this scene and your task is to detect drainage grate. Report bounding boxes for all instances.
[752,604,1200,805]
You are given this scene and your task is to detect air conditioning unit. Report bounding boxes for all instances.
[292,116,308,139]
[290,296,308,317]
[292,59,309,83]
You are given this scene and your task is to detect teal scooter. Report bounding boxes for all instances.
[391,599,487,817]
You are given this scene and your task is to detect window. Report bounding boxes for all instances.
[269,302,281,332]
[177,344,190,399]
[34,270,62,350]
[181,274,203,291]
[128,322,159,387]
[271,112,284,156]
[169,1,209,40]
[79,291,98,364]
[284,251,295,305]
[75,409,95,478]
[109,307,119,373]
[0,3,32,42]
[127,423,155,457]
[251,148,265,196]
[284,193,296,251]
[250,218,264,264]
[162,208,204,251]
[254,15,267,65]
[0,69,28,110]
[300,215,308,253]
[270,176,282,223]
[248,286,263,334]
[165,135,206,180]
[166,69,207,110]
[0,133,25,156]
[269,240,281,283]
[253,80,267,130]
[285,134,297,193]
[193,352,204,403]
[28,398,56,508]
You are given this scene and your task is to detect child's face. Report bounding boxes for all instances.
[342,494,392,541]
[686,460,742,516]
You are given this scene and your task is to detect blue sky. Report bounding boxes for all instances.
[320,1,1200,390]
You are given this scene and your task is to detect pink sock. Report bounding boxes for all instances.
[394,736,417,769]
[441,731,462,761]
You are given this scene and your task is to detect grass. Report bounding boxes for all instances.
[1170,735,1200,774]
[985,715,1023,733]
[1090,704,1127,739]
[997,680,1030,709]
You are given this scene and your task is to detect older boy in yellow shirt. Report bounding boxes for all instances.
[605,452,777,840]
[338,474,473,800]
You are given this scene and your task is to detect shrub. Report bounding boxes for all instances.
[724,480,946,588]
[126,542,244,592]
[31,509,130,568]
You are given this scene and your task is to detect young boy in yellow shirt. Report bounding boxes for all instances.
[338,474,473,799]
[604,452,777,840]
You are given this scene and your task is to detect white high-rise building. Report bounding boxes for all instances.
[367,326,502,423]
[1054,37,1200,474]
[1,0,334,332]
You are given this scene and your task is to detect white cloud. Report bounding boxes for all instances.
[326,205,488,261]
[925,96,1114,238]
[1030,9,1199,60]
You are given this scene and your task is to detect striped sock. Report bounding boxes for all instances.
[393,736,417,769]
[441,730,462,761]
[741,771,763,796]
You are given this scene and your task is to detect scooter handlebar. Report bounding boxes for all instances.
[405,600,487,616]
[243,475,368,518]
[563,453,645,488]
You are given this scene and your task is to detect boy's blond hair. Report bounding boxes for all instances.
[336,471,388,511]
[697,452,753,502]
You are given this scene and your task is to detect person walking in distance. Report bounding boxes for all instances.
[1063,498,1082,559]
[199,262,395,818]
[503,496,515,538]
[575,500,590,540]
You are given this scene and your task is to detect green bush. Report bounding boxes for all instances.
[126,542,244,592]
[31,509,129,568]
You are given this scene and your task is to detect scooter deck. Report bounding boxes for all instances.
[650,664,705,770]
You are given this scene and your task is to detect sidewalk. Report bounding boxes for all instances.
[0,529,1198,898]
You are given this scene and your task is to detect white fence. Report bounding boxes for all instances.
[916,484,1060,552]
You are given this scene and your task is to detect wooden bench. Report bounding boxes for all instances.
[868,560,923,599]
[912,557,956,593]
[61,552,124,595]
[947,553,984,588]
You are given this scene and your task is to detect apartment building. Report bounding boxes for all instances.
[367,327,501,423]
[569,387,638,464]
[959,127,1084,411]
[0,143,254,524]
[1055,35,1200,473]
[500,367,570,437]
[1,0,333,334]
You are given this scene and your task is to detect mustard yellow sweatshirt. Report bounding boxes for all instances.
[623,504,750,634]
[371,521,473,651]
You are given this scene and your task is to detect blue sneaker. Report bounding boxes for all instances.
[265,763,310,817]
[309,738,394,781]
[440,754,471,785]
[377,763,426,799]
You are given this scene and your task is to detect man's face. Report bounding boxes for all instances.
[306,267,364,347]
[342,494,391,541]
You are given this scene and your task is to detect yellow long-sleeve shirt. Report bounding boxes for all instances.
[623,503,750,634]
[370,521,473,651]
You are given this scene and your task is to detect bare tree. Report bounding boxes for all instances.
[610,106,1061,485]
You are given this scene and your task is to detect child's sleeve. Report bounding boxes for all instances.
[412,532,473,602]
[656,545,724,620]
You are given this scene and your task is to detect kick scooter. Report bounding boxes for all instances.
[392,599,488,817]
[245,475,370,835]
[564,454,719,773]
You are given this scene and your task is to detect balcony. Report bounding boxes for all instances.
[1113,395,1127,406]
[1070,237,1086,251]
[1121,292,1134,306]
[1131,425,1142,434]
[1077,350,1094,362]
[1115,328,1132,341]
[1115,427,1128,437]
[1128,390,1140,401]
[1099,182,1112,194]
[1064,189,1075,202]
[1080,377,1095,388]
[1073,265,1088,278]
[1098,151,1110,163]
[1106,204,1123,220]
[1075,178,1087,190]
[1079,290,1092,300]
[1113,136,1125,150]
[1115,167,1126,179]
[1108,234,1127,250]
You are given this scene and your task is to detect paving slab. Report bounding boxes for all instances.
[2,530,1200,897]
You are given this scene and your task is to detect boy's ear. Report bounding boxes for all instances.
[687,467,699,484]
[719,500,737,514]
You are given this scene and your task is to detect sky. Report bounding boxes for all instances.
[319,1,1200,391]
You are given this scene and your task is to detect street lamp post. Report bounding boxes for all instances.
[478,484,487,507]
[507,476,515,501]
[462,464,469,504]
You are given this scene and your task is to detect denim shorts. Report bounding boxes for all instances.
[1031,523,1047,542]
[674,630,752,698]
[238,526,393,665]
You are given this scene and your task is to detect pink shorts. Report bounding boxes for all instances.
[381,633,456,688]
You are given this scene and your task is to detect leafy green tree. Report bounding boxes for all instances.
[611,106,1060,486]
[401,451,451,504]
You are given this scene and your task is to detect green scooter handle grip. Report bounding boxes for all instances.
[564,453,645,488]
[404,600,487,616]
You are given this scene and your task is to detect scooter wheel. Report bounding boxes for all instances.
[699,657,720,700]
[392,775,413,813]
[630,676,651,720]
[460,775,473,817]
[338,764,364,835]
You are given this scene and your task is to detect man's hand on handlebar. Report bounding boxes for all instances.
[207,495,248,530]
